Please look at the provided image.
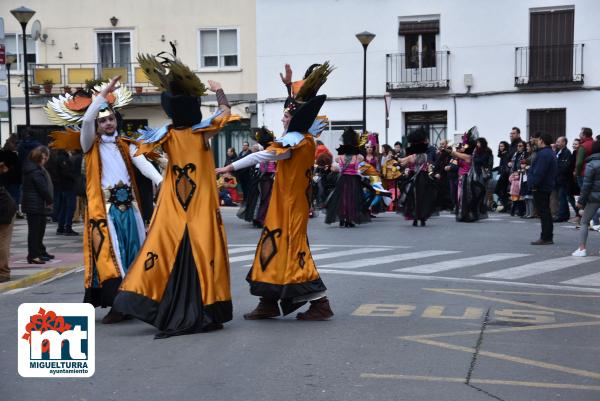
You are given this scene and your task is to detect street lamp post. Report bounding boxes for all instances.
[384,92,391,145]
[10,6,36,127]
[355,31,375,134]
[6,54,18,135]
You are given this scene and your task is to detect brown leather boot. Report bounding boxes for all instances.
[243,298,281,320]
[101,307,126,324]
[296,297,334,321]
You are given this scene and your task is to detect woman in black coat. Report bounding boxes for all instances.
[21,146,53,264]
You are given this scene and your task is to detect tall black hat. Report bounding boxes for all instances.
[405,127,429,155]
[336,127,360,155]
[284,62,333,132]
[138,42,208,127]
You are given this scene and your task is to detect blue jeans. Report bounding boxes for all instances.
[56,190,76,229]
[557,184,570,219]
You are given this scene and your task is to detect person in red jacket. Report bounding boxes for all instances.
[575,127,594,188]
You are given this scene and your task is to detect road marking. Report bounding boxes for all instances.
[477,256,600,280]
[429,288,600,298]
[319,269,600,294]
[394,253,529,274]
[360,374,600,391]
[399,320,600,340]
[562,271,600,287]
[228,243,410,249]
[227,246,257,255]
[425,288,600,319]
[321,250,460,269]
[229,246,329,262]
[312,247,390,261]
[421,305,484,320]
[403,337,600,380]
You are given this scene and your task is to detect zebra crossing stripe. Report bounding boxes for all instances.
[311,247,390,261]
[394,253,529,274]
[320,250,461,269]
[477,256,600,280]
[228,246,330,263]
[561,271,600,287]
[227,246,257,255]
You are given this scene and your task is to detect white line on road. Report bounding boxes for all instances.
[394,253,530,274]
[318,269,600,294]
[229,246,329,263]
[320,250,461,269]
[561,271,600,287]
[227,246,257,255]
[477,256,600,280]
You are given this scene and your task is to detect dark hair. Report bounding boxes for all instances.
[582,127,593,138]
[226,147,237,158]
[592,140,600,155]
[382,144,394,155]
[573,138,580,144]
[29,145,50,164]
[242,142,249,146]
[498,141,509,156]
[394,141,403,147]
[538,133,554,146]
[512,127,521,134]
[316,140,324,146]
[475,137,489,153]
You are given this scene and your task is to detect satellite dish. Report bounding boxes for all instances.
[30,20,42,41]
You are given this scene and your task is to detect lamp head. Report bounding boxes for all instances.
[10,6,36,25]
[355,31,376,47]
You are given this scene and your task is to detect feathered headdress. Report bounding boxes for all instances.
[255,126,275,148]
[461,126,479,155]
[138,42,208,126]
[284,61,334,116]
[137,43,207,97]
[44,83,132,127]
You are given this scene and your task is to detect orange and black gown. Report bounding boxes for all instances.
[114,111,238,337]
[231,132,327,314]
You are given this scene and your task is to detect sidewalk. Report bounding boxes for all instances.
[0,218,84,293]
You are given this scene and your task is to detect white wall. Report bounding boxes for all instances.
[256,0,600,150]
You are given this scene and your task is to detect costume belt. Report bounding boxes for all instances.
[103,183,135,212]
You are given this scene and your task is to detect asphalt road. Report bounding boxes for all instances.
[2,209,600,401]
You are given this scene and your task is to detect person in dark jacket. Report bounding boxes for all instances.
[52,150,79,235]
[494,141,511,212]
[572,141,600,256]
[21,146,54,264]
[554,136,572,222]
[1,135,23,218]
[528,133,557,245]
[0,151,18,282]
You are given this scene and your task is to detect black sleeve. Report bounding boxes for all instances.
[31,171,53,204]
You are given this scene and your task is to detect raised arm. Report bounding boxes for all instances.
[129,145,163,186]
[80,76,121,153]
[216,150,290,174]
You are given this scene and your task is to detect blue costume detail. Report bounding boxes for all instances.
[138,109,225,144]
[108,205,141,274]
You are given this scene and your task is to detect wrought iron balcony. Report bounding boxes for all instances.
[515,44,584,87]
[386,51,450,91]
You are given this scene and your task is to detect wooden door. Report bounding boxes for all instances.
[529,9,574,83]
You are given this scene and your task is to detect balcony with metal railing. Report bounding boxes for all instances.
[386,51,450,92]
[514,44,584,87]
[25,62,158,96]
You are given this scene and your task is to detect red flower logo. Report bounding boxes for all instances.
[22,308,72,353]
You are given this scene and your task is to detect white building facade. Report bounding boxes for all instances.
[256,0,600,151]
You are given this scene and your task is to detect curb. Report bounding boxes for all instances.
[0,264,83,294]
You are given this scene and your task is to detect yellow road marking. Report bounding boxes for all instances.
[399,320,600,340]
[421,306,484,320]
[425,288,600,319]
[403,337,600,380]
[361,373,600,391]
[424,288,600,298]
